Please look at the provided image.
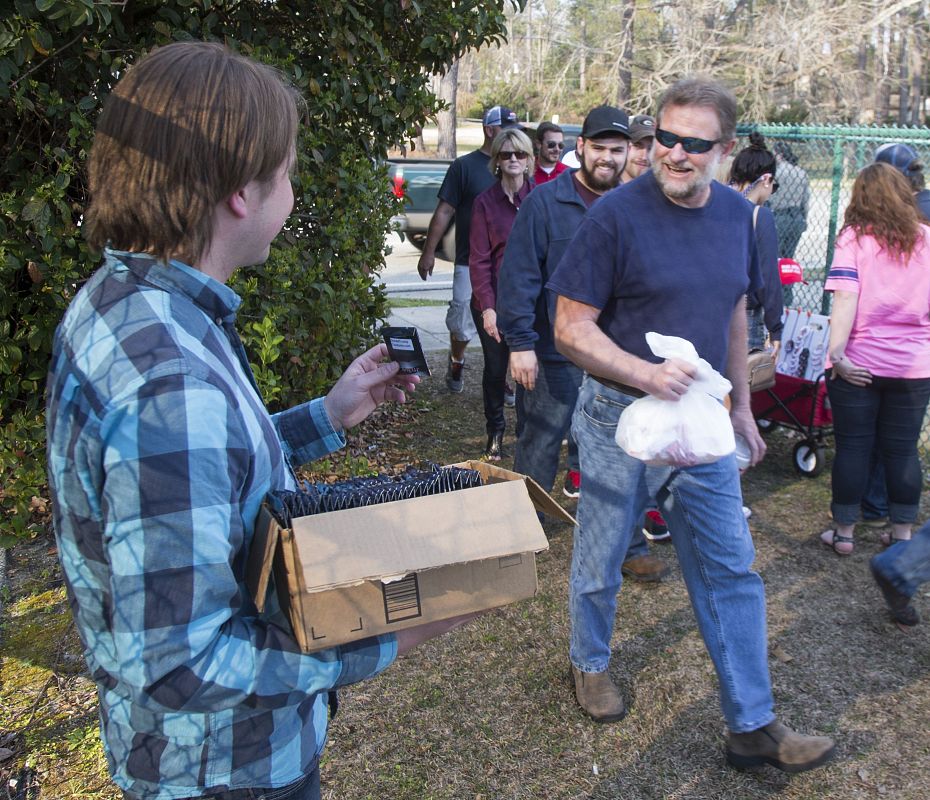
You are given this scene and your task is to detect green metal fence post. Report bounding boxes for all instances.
[822,135,846,315]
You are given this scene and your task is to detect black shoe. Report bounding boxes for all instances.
[483,432,503,461]
[870,557,919,627]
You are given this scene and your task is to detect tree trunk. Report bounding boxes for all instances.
[876,24,891,123]
[579,17,587,93]
[898,16,909,125]
[436,60,458,159]
[617,0,634,106]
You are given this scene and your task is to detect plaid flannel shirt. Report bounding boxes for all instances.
[46,251,396,799]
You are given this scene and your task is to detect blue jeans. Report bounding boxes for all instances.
[826,373,930,525]
[122,766,320,800]
[513,358,583,490]
[569,376,775,732]
[746,305,766,351]
[861,449,888,520]
[872,519,930,598]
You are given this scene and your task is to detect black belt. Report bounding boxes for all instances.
[589,374,646,398]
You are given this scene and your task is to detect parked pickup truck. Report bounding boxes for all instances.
[387,158,455,261]
[386,124,581,262]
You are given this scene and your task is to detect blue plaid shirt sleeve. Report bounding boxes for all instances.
[98,373,395,714]
[272,397,346,467]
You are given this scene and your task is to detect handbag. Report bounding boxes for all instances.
[747,348,776,393]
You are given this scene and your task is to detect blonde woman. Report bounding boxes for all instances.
[469,128,534,459]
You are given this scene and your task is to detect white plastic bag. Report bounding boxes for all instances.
[614,332,736,466]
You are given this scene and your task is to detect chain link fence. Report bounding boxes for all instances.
[734,123,930,471]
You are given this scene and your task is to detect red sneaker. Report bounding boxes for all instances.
[643,509,671,541]
[563,469,581,499]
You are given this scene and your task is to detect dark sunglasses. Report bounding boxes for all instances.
[655,128,719,154]
[544,141,563,149]
[498,151,529,161]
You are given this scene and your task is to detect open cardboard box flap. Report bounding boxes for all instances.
[452,460,576,526]
[247,461,572,612]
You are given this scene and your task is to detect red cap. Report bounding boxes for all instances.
[778,258,807,285]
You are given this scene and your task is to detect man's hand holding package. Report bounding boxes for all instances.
[640,358,697,401]
[324,343,419,432]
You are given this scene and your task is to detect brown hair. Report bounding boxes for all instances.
[657,77,737,142]
[842,163,924,259]
[84,41,302,264]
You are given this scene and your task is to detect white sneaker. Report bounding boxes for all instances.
[742,505,752,519]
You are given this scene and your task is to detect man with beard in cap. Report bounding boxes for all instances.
[497,105,668,583]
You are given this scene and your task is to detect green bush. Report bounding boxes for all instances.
[0,0,514,540]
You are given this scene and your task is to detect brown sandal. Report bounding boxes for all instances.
[820,529,854,556]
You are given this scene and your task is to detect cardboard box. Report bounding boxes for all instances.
[246,461,574,652]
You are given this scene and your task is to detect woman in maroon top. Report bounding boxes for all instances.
[469,128,535,460]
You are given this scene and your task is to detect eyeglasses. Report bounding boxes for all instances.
[498,151,529,161]
[544,141,563,149]
[655,128,719,154]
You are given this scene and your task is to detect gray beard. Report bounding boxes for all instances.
[651,151,721,201]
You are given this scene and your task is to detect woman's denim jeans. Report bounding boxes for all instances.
[569,376,775,732]
[826,372,930,525]
[872,519,930,598]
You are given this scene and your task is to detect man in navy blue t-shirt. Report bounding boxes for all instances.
[548,77,836,774]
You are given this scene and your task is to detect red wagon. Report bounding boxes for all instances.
[750,308,834,477]
[751,372,833,477]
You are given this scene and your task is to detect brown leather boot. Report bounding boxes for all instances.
[726,720,836,773]
[620,553,670,582]
[570,665,627,723]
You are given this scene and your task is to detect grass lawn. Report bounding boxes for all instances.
[3,351,929,799]
[387,297,449,309]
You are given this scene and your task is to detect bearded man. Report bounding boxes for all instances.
[496,105,666,582]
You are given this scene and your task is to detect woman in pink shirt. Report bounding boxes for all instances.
[821,163,930,555]
[469,128,534,460]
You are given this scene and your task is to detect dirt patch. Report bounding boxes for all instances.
[3,353,929,799]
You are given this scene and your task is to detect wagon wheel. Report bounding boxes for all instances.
[793,440,825,478]
[756,418,775,434]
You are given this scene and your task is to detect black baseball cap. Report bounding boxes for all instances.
[581,105,630,139]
